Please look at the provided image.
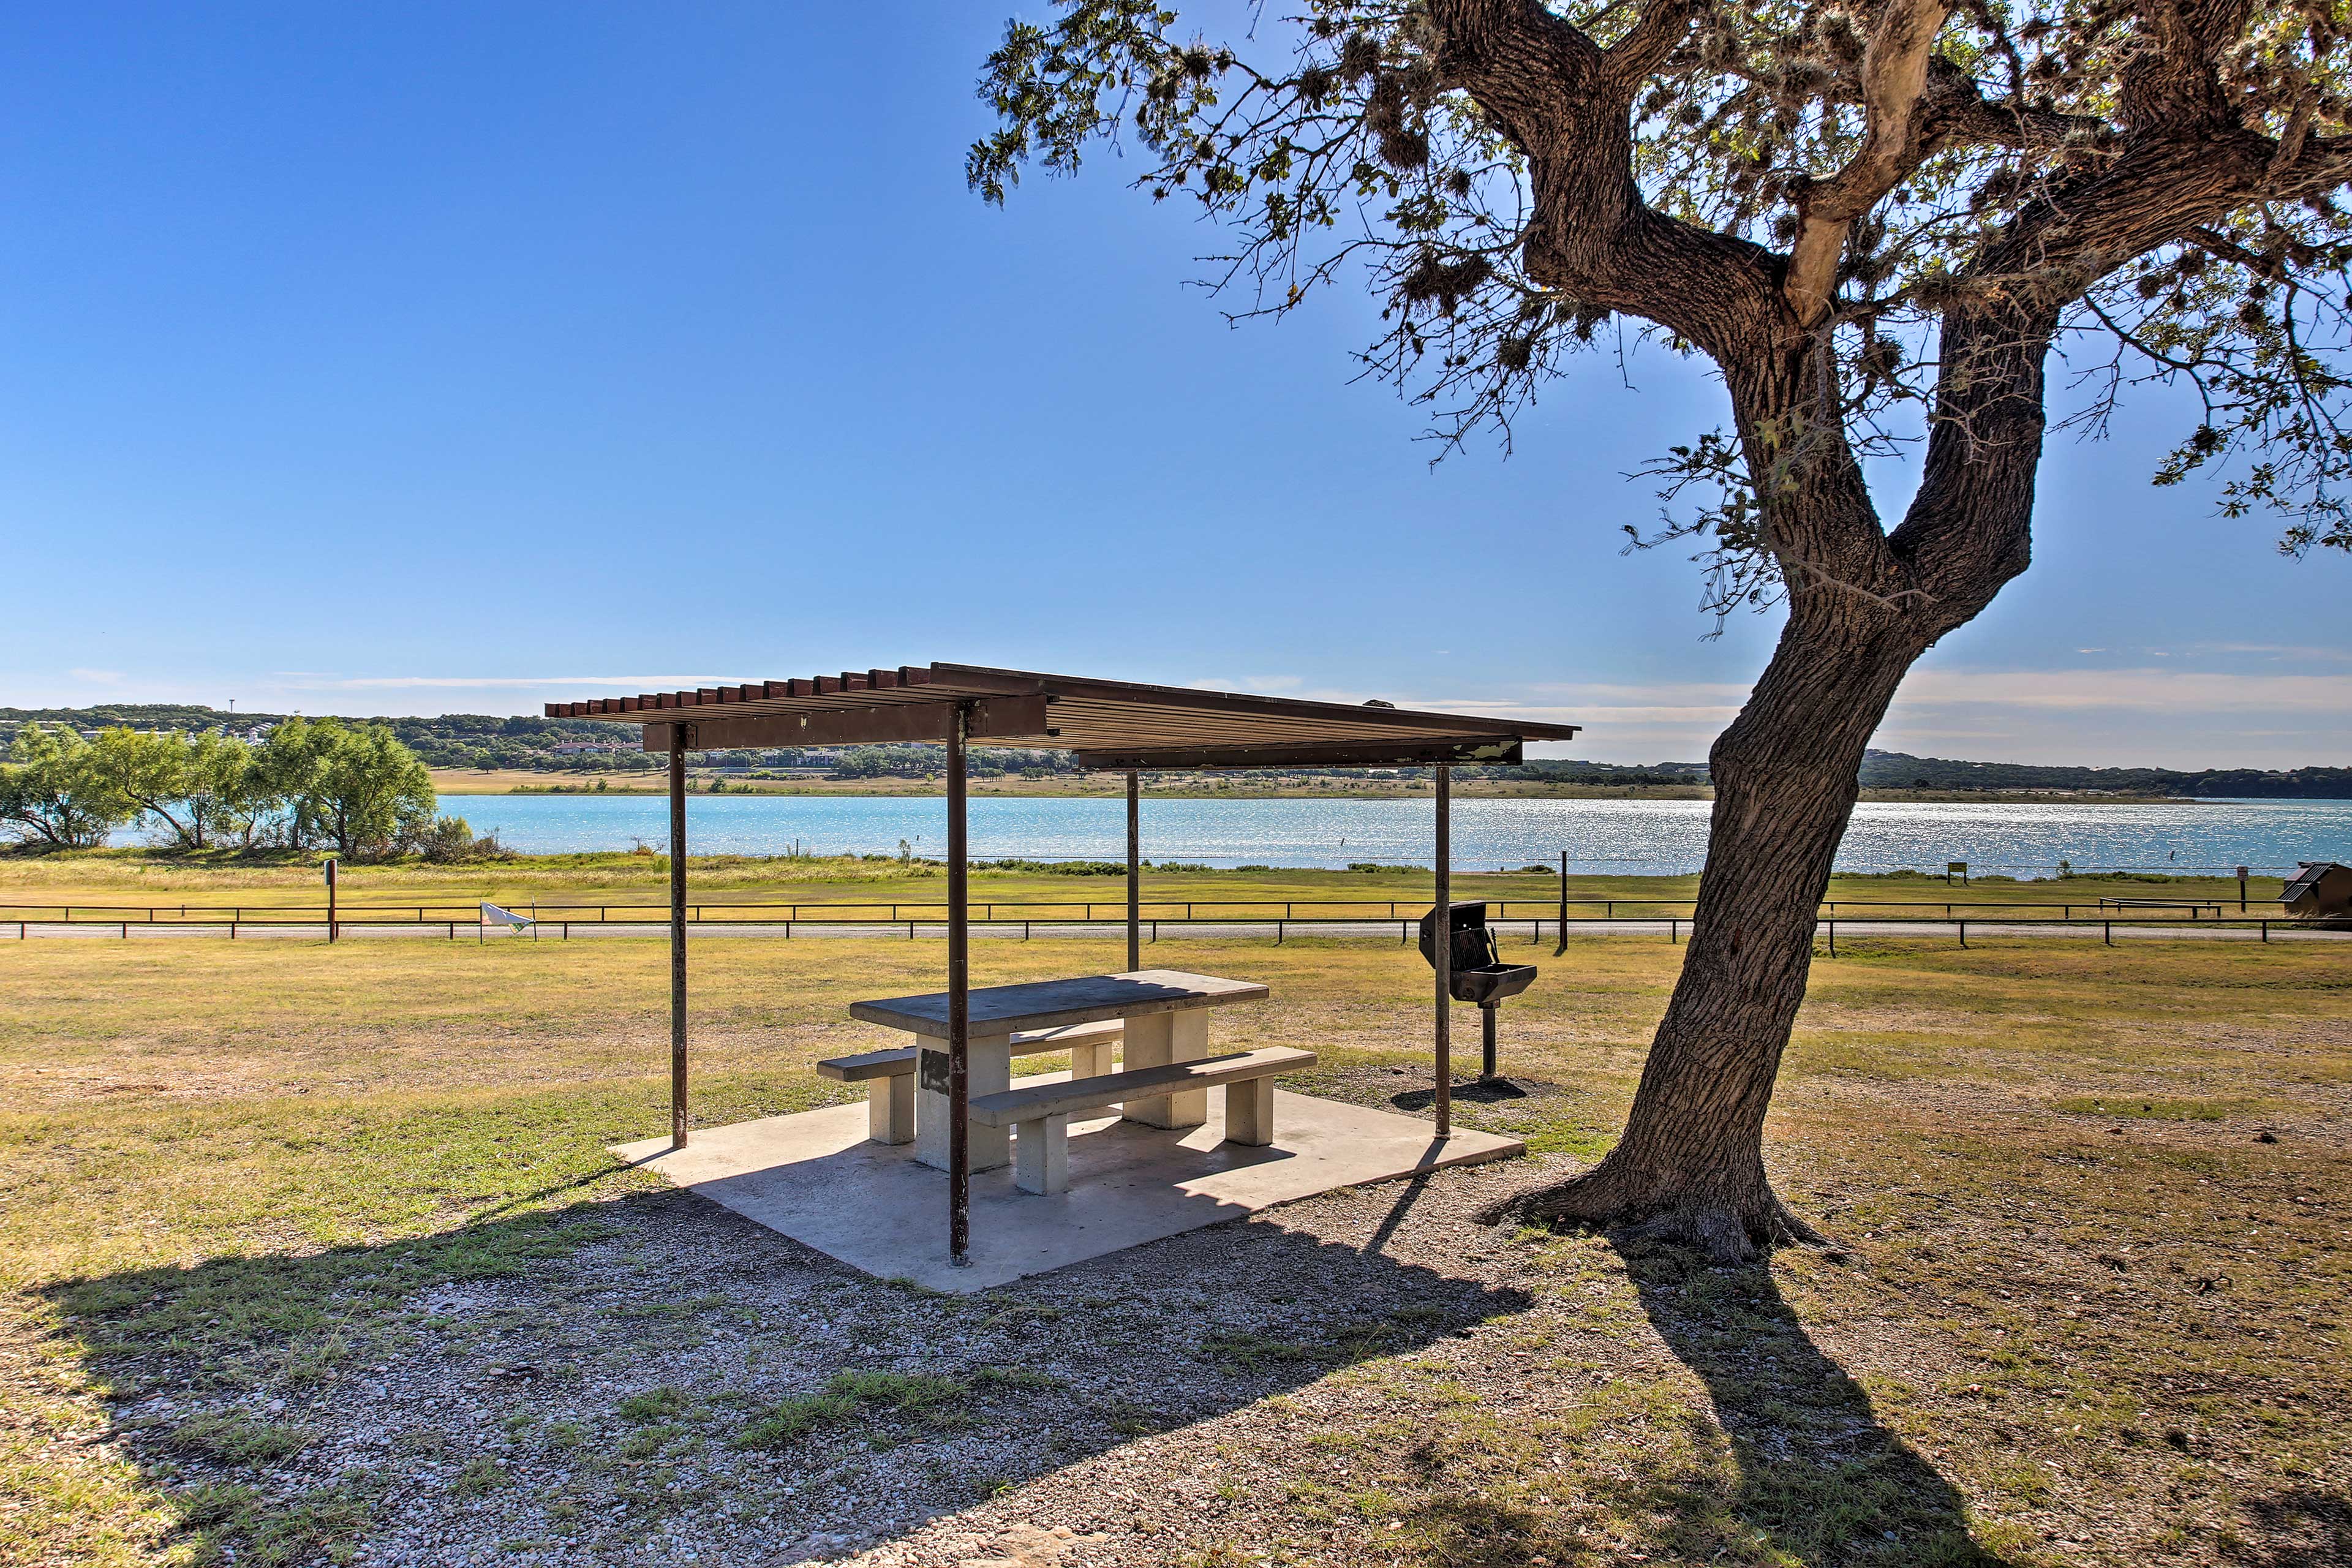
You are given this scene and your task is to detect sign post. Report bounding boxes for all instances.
[2237,866,2249,913]
[323,858,337,944]
[1946,861,1967,886]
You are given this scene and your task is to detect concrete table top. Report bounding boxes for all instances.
[848,968,1268,1038]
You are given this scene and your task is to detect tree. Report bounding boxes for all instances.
[310,724,435,858]
[0,724,134,849]
[85,727,254,850]
[250,717,341,851]
[970,0,2352,1256]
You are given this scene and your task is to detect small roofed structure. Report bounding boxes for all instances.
[2280,861,2352,923]
[549,661,1581,1269]
[548,661,1571,769]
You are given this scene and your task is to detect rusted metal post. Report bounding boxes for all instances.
[669,728,690,1149]
[324,858,338,944]
[1434,764,1452,1139]
[1126,770,1141,973]
[948,703,972,1267]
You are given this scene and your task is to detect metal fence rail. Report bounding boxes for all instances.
[0,891,2293,926]
[9,911,2340,946]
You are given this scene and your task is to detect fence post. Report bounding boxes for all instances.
[1828,918,1836,957]
[2261,921,2269,943]
[2103,921,2112,946]
[1958,918,1967,949]
[1669,918,1677,943]
[1276,919,1284,945]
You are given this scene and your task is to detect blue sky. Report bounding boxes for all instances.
[2,4,2346,768]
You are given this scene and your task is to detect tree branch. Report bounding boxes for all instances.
[1783,0,1954,324]
[1604,0,1703,87]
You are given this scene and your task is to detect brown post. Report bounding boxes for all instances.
[669,728,690,1149]
[1553,849,1566,954]
[1434,764,1452,1138]
[947,703,971,1267]
[1125,770,1141,973]
[325,858,338,944]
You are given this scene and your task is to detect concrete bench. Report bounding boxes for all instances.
[816,1019,1125,1145]
[968,1046,1316,1196]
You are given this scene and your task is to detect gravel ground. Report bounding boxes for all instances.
[81,1159,1558,1568]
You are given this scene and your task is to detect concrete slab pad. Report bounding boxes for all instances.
[610,1081,1522,1292]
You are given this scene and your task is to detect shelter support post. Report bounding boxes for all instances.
[1555,850,1567,955]
[1126,771,1140,973]
[669,728,689,1149]
[948,703,971,1267]
[1434,764,1451,1138]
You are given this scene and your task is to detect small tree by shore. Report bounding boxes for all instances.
[1,718,453,860]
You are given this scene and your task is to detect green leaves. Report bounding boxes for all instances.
[967,1,2352,554]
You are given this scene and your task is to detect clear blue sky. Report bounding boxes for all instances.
[2,4,2345,768]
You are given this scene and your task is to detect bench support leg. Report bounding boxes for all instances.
[916,1036,1011,1173]
[1121,1011,1209,1129]
[1012,1114,1069,1196]
[1224,1077,1276,1147]
[867,1074,915,1145]
[1069,1036,1113,1080]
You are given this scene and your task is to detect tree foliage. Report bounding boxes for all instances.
[1,719,440,858]
[0,725,134,849]
[970,0,2352,614]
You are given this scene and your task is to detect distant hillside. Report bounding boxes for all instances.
[1852,749,2352,799]
[2,706,2345,797]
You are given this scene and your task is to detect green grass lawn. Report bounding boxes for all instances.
[2,930,2345,1565]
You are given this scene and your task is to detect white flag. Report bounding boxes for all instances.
[480,902,533,932]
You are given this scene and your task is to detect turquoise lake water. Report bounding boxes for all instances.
[417,793,2352,876]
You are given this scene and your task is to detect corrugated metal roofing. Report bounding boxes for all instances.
[546,662,1580,769]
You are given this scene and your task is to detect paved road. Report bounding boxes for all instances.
[11,918,2345,943]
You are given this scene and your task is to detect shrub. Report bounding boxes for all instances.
[393,814,505,864]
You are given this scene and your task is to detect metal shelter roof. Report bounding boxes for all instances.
[547,662,1580,769]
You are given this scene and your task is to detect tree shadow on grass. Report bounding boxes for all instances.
[1611,1237,2021,1566]
[40,1183,1533,1567]
[2225,1488,2352,1567]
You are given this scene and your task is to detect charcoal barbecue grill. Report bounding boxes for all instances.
[1417,902,1539,1082]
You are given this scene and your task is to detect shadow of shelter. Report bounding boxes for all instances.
[40,1182,1532,1566]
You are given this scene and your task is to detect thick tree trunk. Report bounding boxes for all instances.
[1483,605,1931,1259]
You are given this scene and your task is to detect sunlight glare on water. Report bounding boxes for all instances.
[361,794,2352,876]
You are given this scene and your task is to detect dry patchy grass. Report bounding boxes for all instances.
[0,934,2344,1566]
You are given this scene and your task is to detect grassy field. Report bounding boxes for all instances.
[2,929,2344,1566]
[0,850,2289,926]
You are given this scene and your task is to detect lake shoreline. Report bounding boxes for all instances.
[429,771,2194,807]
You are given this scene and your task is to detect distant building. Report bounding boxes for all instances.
[2280,861,2352,922]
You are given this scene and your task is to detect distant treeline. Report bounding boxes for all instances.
[2,706,2345,797]
[0,707,1081,779]
[1849,749,2352,799]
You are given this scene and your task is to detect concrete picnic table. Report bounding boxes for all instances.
[848,968,1269,1172]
